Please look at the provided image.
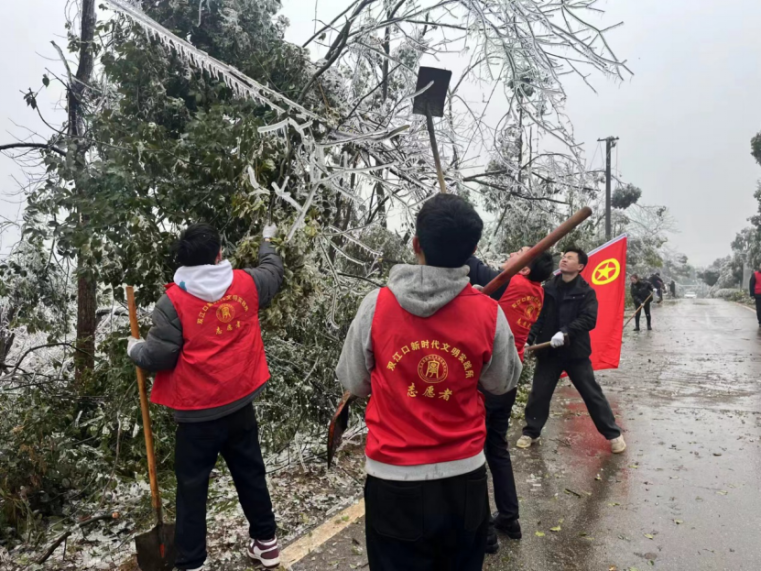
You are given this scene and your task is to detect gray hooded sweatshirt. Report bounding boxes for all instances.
[336,264,522,482]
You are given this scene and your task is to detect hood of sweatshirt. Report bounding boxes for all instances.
[386,264,470,318]
[174,260,234,302]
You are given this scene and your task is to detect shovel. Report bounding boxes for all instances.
[327,391,358,468]
[126,286,177,571]
[413,66,453,194]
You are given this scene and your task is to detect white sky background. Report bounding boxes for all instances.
[1,0,761,265]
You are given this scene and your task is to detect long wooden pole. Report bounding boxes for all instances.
[623,292,654,328]
[126,286,163,526]
[525,340,553,353]
[481,207,593,297]
[426,108,448,194]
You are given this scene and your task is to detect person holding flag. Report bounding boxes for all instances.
[516,247,626,454]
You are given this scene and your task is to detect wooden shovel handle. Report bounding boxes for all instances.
[126,286,163,525]
[525,341,553,353]
[623,292,654,328]
[481,207,593,297]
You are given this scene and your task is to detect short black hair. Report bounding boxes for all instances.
[174,223,221,266]
[527,252,554,283]
[416,194,483,268]
[564,246,588,268]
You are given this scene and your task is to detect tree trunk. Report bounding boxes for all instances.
[0,331,15,372]
[69,0,97,380]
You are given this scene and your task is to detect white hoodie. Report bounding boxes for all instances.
[173,260,234,302]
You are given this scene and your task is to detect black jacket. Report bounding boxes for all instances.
[465,255,509,300]
[529,274,597,360]
[630,280,654,306]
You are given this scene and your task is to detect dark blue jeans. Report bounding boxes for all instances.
[483,388,519,521]
[174,405,276,569]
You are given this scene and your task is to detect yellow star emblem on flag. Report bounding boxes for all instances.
[591,258,621,285]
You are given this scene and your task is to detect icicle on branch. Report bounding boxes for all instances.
[102,0,322,123]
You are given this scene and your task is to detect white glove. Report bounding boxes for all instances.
[473,284,484,292]
[127,337,145,358]
[550,331,566,348]
[263,223,278,240]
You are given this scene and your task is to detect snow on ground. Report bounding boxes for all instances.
[2,436,366,570]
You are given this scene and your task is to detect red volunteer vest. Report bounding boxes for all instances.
[498,274,545,362]
[755,271,761,295]
[151,270,270,410]
[365,285,497,467]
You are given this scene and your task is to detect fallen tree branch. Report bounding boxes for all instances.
[9,342,78,378]
[37,512,120,564]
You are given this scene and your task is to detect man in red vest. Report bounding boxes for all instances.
[750,262,761,327]
[337,194,522,571]
[127,223,284,571]
[466,248,554,552]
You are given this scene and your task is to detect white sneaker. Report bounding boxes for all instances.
[610,435,627,454]
[516,435,538,449]
[248,537,281,569]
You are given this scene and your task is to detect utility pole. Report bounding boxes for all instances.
[598,136,619,241]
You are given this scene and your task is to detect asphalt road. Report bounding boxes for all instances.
[293,299,761,571]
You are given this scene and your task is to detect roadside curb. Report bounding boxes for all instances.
[281,499,365,569]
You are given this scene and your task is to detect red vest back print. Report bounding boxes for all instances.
[151,270,270,410]
[498,274,544,361]
[365,285,497,467]
[755,271,761,295]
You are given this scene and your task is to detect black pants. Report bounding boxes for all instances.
[365,466,489,571]
[755,295,761,325]
[174,405,276,570]
[634,300,651,329]
[484,389,519,521]
[523,357,621,440]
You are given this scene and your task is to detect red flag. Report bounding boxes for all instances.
[579,234,627,371]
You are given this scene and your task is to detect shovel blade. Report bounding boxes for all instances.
[135,523,176,571]
[412,66,452,117]
[327,392,357,467]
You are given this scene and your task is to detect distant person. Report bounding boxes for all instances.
[466,248,555,552]
[750,262,761,327]
[630,274,654,331]
[337,194,523,571]
[516,248,626,454]
[649,272,665,303]
[669,280,677,298]
[127,222,284,570]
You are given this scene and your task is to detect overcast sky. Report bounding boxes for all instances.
[2,0,760,265]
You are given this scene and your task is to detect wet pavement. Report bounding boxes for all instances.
[292,299,761,571]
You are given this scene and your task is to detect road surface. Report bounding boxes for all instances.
[292,299,761,571]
